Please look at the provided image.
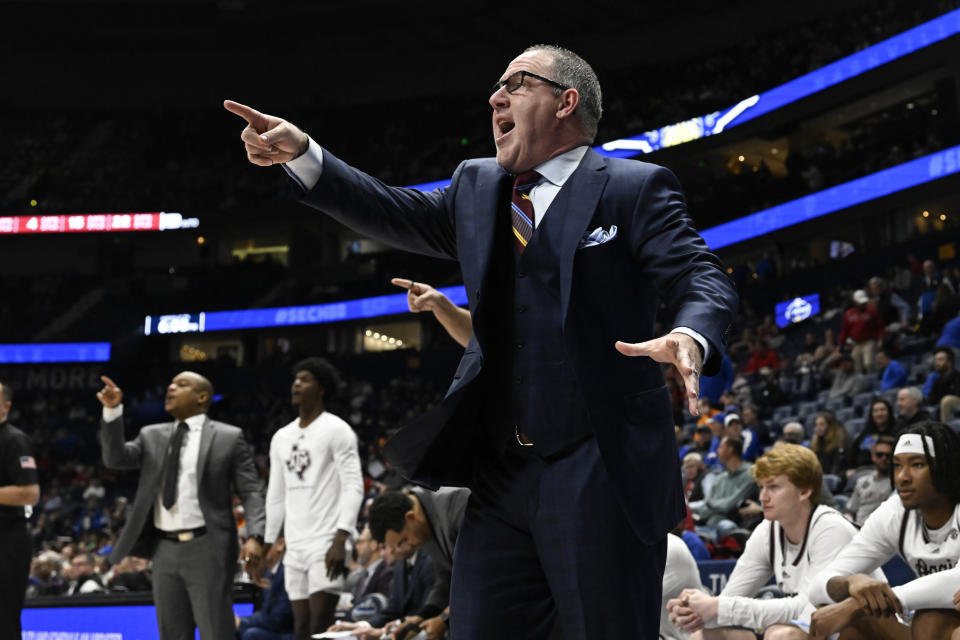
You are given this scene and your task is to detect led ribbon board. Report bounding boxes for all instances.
[701,144,960,250]
[144,286,470,334]
[407,8,960,190]
[22,603,254,639]
[599,8,960,158]
[0,212,198,234]
[0,342,111,363]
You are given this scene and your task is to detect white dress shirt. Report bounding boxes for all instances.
[285,140,709,359]
[102,405,206,531]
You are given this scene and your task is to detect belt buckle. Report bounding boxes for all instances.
[515,425,534,447]
[177,531,194,542]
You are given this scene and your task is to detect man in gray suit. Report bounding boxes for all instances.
[97,372,266,639]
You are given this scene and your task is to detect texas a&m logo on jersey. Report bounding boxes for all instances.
[286,443,311,480]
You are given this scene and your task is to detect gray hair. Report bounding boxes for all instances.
[683,452,703,465]
[524,44,602,141]
[783,422,805,437]
[901,386,923,402]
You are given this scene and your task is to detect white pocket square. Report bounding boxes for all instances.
[578,225,617,249]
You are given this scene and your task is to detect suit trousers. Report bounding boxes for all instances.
[152,535,235,639]
[449,438,667,640]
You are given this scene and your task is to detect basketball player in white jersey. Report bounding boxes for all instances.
[265,357,364,640]
[667,443,890,639]
[809,422,960,640]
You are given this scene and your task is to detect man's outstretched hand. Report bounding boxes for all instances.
[223,100,309,166]
[616,333,703,416]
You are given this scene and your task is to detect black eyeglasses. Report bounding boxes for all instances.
[491,70,569,96]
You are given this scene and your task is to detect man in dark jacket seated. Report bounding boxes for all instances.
[237,539,294,640]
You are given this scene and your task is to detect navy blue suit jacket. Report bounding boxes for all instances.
[301,148,738,543]
[368,553,435,628]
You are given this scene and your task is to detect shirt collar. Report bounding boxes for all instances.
[534,146,589,188]
[182,414,207,431]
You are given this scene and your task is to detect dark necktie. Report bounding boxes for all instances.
[510,171,541,253]
[162,421,189,509]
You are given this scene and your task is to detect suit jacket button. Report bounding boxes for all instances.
[514,376,522,384]
[517,305,527,314]
[515,342,524,350]
[518,271,526,278]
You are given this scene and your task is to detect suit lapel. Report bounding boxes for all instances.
[557,150,609,322]
[196,417,216,482]
[472,166,510,306]
[148,422,178,491]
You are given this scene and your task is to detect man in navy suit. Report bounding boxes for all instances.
[226,43,737,639]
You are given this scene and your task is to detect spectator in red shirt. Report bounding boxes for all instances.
[742,339,781,374]
[837,289,884,373]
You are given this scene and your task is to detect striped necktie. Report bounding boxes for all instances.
[510,171,541,253]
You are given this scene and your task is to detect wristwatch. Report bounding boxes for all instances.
[249,534,265,545]
[439,611,450,627]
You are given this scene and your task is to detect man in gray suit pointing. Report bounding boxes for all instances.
[97,372,266,639]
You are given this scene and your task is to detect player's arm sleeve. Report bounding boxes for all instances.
[892,564,960,611]
[264,434,286,545]
[333,425,364,540]
[720,516,855,629]
[714,522,775,627]
[808,500,899,605]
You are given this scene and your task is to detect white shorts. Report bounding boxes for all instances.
[283,538,352,600]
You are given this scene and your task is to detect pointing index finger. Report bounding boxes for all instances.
[100,375,118,389]
[391,278,413,290]
[223,100,264,128]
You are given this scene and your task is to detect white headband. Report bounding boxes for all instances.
[895,434,936,458]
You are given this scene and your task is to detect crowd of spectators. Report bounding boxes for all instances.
[673,254,960,563]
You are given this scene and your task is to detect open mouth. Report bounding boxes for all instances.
[495,120,515,141]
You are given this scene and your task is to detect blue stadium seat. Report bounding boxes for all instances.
[881,388,899,405]
[779,377,796,395]
[825,396,848,413]
[836,407,858,424]
[772,405,795,423]
[823,474,841,493]
[797,401,819,417]
[834,494,849,513]
[817,389,831,405]
[844,418,866,438]
[909,362,929,383]
[852,391,875,410]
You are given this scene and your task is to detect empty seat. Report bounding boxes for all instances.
[836,406,858,424]
[852,391,875,409]
[772,405,795,423]
[779,377,796,395]
[910,363,929,383]
[825,396,848,413]
[797,401,819,417]
[845,417,866,438]
[823,474,841,493]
